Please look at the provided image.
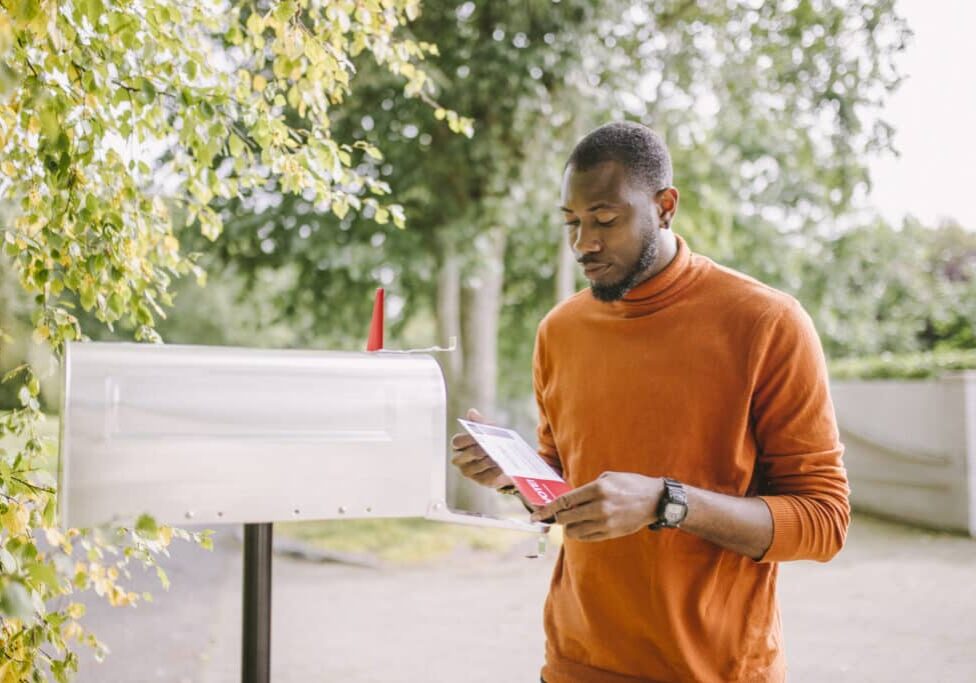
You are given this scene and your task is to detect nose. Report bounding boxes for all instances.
[572,223,603,258]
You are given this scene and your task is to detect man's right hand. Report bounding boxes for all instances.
[450,408,513,489]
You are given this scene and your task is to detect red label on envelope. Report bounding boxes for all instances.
[510,476,572,507]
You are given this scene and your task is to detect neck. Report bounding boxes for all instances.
[634,228,678,287]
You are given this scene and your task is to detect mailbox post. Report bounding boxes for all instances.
[58,341,543,681]
[242,523,273,683]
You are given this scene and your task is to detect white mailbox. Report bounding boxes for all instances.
[58,341,539,533]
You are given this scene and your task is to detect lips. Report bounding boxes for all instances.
[583,263,610,278]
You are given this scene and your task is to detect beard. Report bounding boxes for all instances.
[589,226,659,302]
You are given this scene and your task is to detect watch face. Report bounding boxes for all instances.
[664,503,685,524]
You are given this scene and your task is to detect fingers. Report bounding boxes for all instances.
[530,482,600,522]
[451,452,496,476]
[452,408,507,488]
[468,458,500,478]
[471,467,505,487]
[529,498,564,523]
[450,446,487,466]
[463,460,504,486]
[450,446,505,487]
[455,462,500,486]
[466,408,487,423]
[550,500,603,527]
[564,521,609,542]
[451,407,492,450]
[450,432,480,451]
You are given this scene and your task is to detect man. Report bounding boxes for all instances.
[451,121,849,682]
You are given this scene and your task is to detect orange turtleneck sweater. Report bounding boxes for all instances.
[534,234,850,683]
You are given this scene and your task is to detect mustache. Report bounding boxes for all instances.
[577,255,604,265]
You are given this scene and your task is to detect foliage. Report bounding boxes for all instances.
[0,0,465,677]
[0,251,32,408]
[196,0,909,407]
[183,0,604,351]
[829,349,976,381]
[801,218,976,359]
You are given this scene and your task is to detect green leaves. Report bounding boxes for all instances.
[0,0,469,673]
[27,560,61,593]
[830,349,976,381]
[135,514,159,539]
[0,580,33,620]
[0,547,17,574]
[2,0,462,364]
[228,134,246,158]
[155,566,170,591]
[800,219,976,361]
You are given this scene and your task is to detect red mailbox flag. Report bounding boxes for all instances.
[366,288,384,351]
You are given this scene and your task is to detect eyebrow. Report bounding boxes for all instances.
[559,202,623,213]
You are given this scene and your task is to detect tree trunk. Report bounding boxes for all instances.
[555,234,577,302]
[435,235,470,511]
[436,238,463,390]
[452,225,507,513]
[555,112,590,303]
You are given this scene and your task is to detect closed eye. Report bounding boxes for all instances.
[562,217,615,227]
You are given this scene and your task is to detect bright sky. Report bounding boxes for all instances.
[868,0,976,229]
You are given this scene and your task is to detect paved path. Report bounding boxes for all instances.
[74,527,236,683]
[74,514,976,682]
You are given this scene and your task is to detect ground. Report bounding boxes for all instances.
[72,513,976,682]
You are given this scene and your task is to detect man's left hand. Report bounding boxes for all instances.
[530,472,664,541]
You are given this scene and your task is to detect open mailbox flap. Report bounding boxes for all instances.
[58,341,545,534]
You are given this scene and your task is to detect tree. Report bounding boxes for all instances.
[0,0,466,677]
[199,0,908,506]
[801,217,976,359]
[191,0,614,509]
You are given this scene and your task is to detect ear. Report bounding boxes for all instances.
[655,187,679,229]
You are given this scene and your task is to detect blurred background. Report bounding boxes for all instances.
[2,1,976,679]
[4,0,975,501]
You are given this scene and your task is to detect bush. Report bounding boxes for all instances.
[829,349,976,380]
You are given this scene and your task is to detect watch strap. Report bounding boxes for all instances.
[648,477,688,531]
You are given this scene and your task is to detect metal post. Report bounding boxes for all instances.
[242,523,273,683]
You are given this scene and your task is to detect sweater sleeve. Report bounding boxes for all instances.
[532,324,561,474]
[751,298,850,563]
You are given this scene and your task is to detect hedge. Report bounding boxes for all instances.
[829,349,976,380]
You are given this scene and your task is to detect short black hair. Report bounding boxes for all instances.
[566,121,673,193]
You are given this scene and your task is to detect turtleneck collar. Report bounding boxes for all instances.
[604,233,708,317]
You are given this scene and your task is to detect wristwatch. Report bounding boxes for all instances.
[648,478,688,530]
